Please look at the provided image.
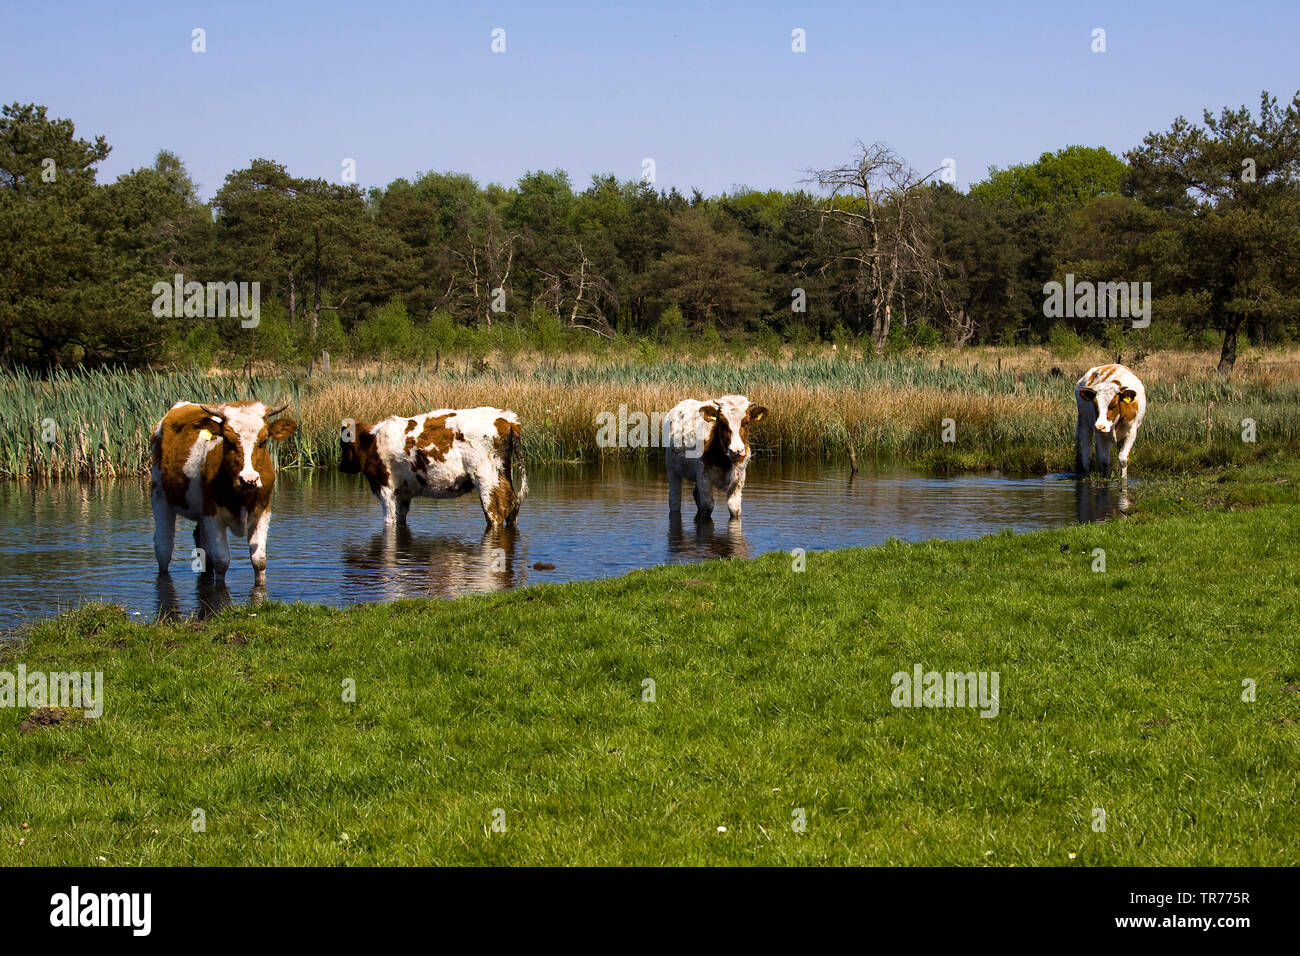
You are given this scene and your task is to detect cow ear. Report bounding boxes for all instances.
[699,404,719,422]
[268,417,298,440]
[746,405,768,423]
[1120,388,1137,403]
[1079,388,1096,402]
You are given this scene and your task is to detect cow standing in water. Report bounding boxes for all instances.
[339,407,527,528]
[151,400,298,583]
[665,394,767,521]
[1075,364,1147,481]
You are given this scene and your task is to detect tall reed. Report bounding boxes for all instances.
[4,357,1299,479]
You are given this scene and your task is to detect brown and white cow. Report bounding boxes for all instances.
[340,406,527,528]
[151,400,298,583]
[1075,363,1147,481]
[664,394,767,521]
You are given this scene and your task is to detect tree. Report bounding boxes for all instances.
[1127,91,1300,372]
[0,103,115,365]
[647,206,766,331]
[804,142,944,351]
[970,145,1128,208]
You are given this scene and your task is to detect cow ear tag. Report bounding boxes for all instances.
[199,428,214,442]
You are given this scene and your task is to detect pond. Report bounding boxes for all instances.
[0,460,1123,632]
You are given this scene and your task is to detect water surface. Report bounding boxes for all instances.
[0,461,1121,632]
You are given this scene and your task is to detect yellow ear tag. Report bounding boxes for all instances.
[1122,397,1134,404]
[199,428,214,442]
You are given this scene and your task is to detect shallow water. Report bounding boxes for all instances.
[0,460,1122,632]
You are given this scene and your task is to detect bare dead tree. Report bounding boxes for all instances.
[802,142,946,351]
[448,225,520,327]
[538,240,618,338]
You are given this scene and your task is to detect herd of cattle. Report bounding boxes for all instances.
[149,364,1145,582]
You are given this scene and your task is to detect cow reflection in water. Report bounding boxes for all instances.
[154,573,266,622]
[1074,480,1129,523]
[343,525,522,598]
[666,513,749,561]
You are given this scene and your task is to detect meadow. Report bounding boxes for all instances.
[6,345,1300,479]
[3,462,1298,865]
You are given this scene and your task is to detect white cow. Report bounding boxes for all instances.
[1075,364,1147,481]
[664,394,767,521]
[340,406,527,527]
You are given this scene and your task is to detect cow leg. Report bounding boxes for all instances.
[202,516,231,579]
[1075,419,1092,476]
[151,490,175,574]
[694,479,715,523]
[1095,433,1114,478]
[667,465,682,514]
[192,523,212,576]
[726,483,744,520]
[1115,428,1137,483]
[397,497,411,523]
[378,486,399,525]
[247,509,271,584]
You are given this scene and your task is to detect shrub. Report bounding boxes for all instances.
[1048,322,1086,360]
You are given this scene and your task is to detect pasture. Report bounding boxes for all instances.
[3,463,1298,865]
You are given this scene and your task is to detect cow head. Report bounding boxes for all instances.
[1078,384,1138,435]
[338,420,373,474]
[699,395,768,466]
[199,401,298,492]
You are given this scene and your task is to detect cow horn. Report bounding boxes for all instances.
[266,402,290,418]
[199,404,224,421]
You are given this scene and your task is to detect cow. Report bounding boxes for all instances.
[151,400,298,583]
[664,394,767,521]
[339,406,527,528]
[1075,363,1147,481]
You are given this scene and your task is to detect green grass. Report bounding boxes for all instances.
[4,467,1299,865]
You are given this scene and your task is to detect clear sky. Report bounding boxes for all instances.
[2,0,1297,200]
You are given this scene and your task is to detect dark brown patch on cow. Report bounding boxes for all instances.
[493,416,512,449]
[413,447,432,479]
[701,417,731,471]
[1088,364,1118,386]
[416,414,455,462]
[340,422,390,494]
[739,404,767,451]
[1107,390,1139,424]
[405,419,417,433]
[155,403,223,509]
[487,471,518,527]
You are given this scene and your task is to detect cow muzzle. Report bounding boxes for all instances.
[238,471,263,490]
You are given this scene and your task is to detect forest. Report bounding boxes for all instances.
[2,90,1298,375]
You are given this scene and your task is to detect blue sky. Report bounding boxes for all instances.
[2,0,1297,200]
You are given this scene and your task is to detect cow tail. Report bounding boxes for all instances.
[510,422,528,499]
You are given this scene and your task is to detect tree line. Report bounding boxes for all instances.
[2,91,1297,374]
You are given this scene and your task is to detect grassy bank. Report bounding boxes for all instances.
[3,468,1299,865]
[6,348,1300,478]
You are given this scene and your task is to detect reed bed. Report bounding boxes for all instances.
[4,356,1300,479]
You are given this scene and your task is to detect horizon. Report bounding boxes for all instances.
[3,0,1298,200]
